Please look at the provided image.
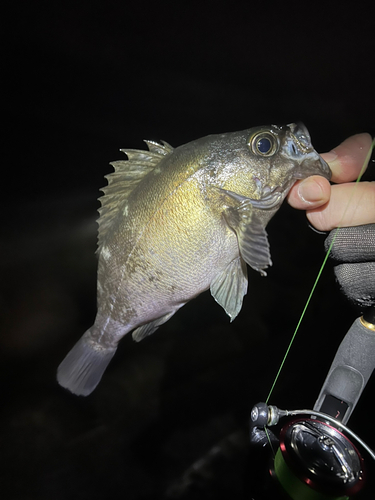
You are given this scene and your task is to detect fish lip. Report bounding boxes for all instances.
[258,183,293,209]
[257,153,331,206]
[293,155,332,181]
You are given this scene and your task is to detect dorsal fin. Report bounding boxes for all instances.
[97,140,173,252]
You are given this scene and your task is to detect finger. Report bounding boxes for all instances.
[287,133,373,211]
[321,133,372,183]
[287,176,331,210]
[306,181,375,231]
[287,175,331,210]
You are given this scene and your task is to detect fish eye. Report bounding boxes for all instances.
[250,132,277,157]
[257,137,272,154]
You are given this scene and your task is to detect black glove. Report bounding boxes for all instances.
[325,224,375,309]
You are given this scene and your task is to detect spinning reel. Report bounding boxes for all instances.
[250,307,375,499]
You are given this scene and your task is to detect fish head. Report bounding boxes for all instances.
[238,122,331,208]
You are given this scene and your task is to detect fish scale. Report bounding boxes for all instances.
[57,123,331,396]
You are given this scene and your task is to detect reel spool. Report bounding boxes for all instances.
[273,417,365,500]
[249,403,372,499]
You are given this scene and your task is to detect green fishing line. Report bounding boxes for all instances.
[264,426,276,457]
[265,138,375,405]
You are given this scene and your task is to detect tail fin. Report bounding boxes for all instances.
[57,333,116,396]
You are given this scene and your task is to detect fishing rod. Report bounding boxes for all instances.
[250,305,375,499]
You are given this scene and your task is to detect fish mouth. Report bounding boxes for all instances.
[293,154,332,181]
[284,123,332,181]
[249,182,287,210]
[253,152,331,210]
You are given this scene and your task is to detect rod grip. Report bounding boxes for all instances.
[314,311,375,425]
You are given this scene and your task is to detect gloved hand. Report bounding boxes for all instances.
[325,224,375,309]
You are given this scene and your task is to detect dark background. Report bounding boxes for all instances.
[2,2,375,499]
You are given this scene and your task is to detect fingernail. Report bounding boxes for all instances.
[298,178,324,203]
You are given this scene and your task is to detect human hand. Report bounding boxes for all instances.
[323,224,375,308]
[288,132,375,308]
[287,133,374,231]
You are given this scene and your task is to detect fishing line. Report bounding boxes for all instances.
[264,427,276,457]
[265,138,375,404]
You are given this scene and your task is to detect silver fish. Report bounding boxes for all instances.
[57,123,331,395]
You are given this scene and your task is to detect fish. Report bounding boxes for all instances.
[57,122,331,396]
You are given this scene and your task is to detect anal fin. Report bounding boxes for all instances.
[132,311,176,342]
[210,256,248,321]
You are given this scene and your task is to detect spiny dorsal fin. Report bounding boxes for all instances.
[97,140,173,252]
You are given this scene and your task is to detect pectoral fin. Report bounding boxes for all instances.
[221,190,272,275]
[210,256,248,321]
[132,310,176,342]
